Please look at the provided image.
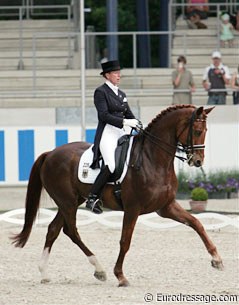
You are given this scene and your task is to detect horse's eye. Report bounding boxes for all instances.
[194,130,202,137]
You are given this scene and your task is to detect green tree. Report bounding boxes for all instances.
[85,0,161,67]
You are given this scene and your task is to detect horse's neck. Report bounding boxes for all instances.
[133,124,177,172]
[146,121,176,163]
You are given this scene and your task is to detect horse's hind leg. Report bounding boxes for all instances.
[159,201,223,270]
[39,211,64,283]
[61,206,107,282]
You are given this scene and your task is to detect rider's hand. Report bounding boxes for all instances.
[123,119,142,130]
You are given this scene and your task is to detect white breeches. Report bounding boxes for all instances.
[100,124,126,173]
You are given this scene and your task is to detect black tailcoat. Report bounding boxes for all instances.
[90,83,135,169]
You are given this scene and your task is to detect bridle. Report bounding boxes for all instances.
[137,108,207,163]
[176,109,206,163]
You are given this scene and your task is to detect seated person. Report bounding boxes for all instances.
[186,0,209,29]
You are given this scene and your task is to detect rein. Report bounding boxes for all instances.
[128,121,179,169]
[136,108,206,163]
[139,127,188,162]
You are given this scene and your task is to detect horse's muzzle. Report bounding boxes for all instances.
[194,159,202,167]
[187,152,204,167]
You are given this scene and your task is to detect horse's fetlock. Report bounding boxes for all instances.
[114,267,122,277]
[208,245,217,256]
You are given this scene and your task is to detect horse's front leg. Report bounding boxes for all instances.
[114,212,139,287]
[159,201,223,270]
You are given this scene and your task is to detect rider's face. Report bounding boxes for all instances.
[106,70,121,86]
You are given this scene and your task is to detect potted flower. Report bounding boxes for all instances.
[189,187,208,213]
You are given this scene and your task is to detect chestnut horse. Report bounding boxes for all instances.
[12,105,223,287]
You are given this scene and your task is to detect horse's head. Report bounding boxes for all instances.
[177,106,214,167]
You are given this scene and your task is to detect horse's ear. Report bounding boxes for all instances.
[196,106,204,116]
[204,106,215,115]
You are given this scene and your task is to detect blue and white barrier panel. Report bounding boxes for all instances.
[0,126,96,185]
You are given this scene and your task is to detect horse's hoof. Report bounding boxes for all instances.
[94,271,107,281]
[118,279,130,287]
[211,259,224,270]
[40,278,51,284]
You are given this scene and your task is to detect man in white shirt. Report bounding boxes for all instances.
[202,51,230,104]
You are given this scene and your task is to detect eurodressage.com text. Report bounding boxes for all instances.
[143,292,239,303]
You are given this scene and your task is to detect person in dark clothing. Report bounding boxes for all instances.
[202,51,231,105]
[86,60,141,214]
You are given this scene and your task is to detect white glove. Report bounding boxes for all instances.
[123,119,143,131]
[123,119,140,129]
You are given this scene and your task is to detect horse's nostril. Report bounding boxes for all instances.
[195,160,201,167]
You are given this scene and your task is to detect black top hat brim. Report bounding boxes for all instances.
[100,67,121,75]
[100,60,121,75]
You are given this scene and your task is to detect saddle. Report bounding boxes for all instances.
[78,135,133,185]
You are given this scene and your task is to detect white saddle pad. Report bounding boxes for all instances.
[78,136,134,184]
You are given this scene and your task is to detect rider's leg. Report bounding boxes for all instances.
[86,165,111,214]
[86,124,124,214]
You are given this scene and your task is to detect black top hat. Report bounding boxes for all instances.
[100,60,121,75]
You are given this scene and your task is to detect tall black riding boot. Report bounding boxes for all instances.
[86,166,111,214]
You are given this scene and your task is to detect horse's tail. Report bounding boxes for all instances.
[11,152,48,248]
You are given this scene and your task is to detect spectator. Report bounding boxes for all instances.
[202,51,230,105]
[220,13,234,48]
[172,55,195,104]
[186,0,208,29]
[231,65,239,105]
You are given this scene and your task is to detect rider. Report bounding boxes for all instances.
[86,60,141,214]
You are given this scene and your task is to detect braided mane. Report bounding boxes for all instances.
[144,104,196,133]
